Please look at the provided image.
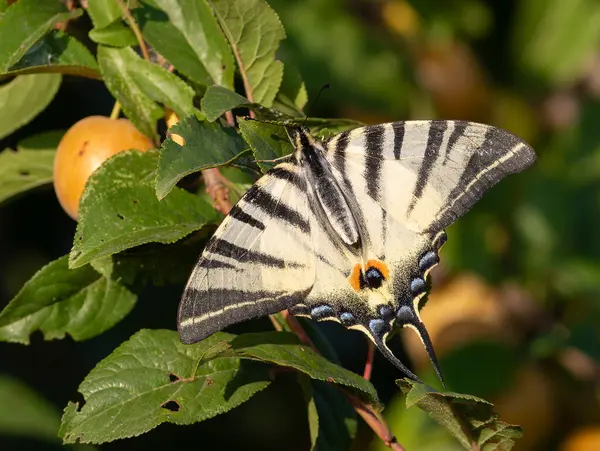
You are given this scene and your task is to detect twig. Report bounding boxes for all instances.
[364,339,375,380]
[114,0,150,61]
[110,101,121,120]
[346,393,406,451]
[203,168,232,214]
[280,310,316,349]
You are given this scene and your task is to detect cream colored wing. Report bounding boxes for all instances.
[178,160,315,344]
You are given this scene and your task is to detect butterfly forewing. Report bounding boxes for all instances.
[178,160,315,344]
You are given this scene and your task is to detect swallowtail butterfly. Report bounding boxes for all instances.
[178,120,535,382]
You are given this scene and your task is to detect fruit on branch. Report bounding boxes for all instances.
[53,116,154,220]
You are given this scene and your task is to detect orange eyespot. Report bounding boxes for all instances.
[366,259,390,279]
[348,264,363,292]
[348,259,391,292]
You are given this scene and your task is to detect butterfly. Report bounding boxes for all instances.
[177,120,536,383]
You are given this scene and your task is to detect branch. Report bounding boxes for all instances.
[115,0,150,61]
[364,339,375,380]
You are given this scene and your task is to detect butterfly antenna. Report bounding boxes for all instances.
[302,84,331,128]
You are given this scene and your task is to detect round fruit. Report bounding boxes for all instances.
[53,116,154,219]
[560,427,600,451]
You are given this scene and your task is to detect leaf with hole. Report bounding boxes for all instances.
[0,73,61,140]
[155,115,249,199]
[59,329,271,444]
[0,0,82,72]
[398,379,522,450]
[5,31,100,79]
[147,0,234,88]
[0,255,136,344]
[211,0,285,106]
[70,150,219,268]
[229,332,379,405]
[0,134,59,205]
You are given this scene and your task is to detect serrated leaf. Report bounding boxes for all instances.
[0,0,82,72]
[59,329,271,444]
[4,31,100,79]
[211,0,285,106]
[135,4,213,86]
[147,0,234,88]
[155,115,248,199]
[201,85,289,122]
[89,19,138,47]
[238,117,293,172]
[398,380,522,450]
[0,255,136,344]
[97,45,196,139]
[0,73,61,140]
[229,332,379,405]
[70,150,219,268]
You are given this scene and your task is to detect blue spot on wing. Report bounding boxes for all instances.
[311,305,335,319]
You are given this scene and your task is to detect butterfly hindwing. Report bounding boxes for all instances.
[178,160,315,344]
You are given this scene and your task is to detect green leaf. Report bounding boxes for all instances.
[273,63,308,117]
[0,374,61,441]
[514,0,600,86]
[211,0,285,107]
[311,380,357,451]
[298,376,357,451]
[201,85,288,122]
[98,45,197,139]
[147,0,234,88]
[5,31,100,79]
[0,132,60,205]
[299,375,319,451]
[155,115,248,199]
[0,0,82,72]
[229,332,379,405]
[398,380,522,450]
[238,117,293,172]
[0,73,61,140]
[0,255,136,344]
[135,4,213,86]
[86,0,122,28]
[59,329,271,444]
[89,19,138,47]
[70,150,219,268]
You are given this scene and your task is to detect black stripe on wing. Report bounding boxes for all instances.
[244,184,310,233]
[428,126,536,232]
[363,124,386,201]
[407,121,448,214]
[208,238,305,268]
[228,205,266,230]
[393,122,405,160]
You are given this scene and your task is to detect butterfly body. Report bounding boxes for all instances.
[178,120,536,382]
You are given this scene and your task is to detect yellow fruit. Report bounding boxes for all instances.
[53,116,154,220]
[560,427,600,451]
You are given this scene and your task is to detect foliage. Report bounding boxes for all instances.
[1,0,600,450]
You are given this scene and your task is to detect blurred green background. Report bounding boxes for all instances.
[2,0,600,450]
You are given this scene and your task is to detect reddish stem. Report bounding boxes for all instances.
[281,310,317,349]
[364,339,375,380]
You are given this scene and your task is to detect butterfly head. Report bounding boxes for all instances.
[285,126,312,149]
